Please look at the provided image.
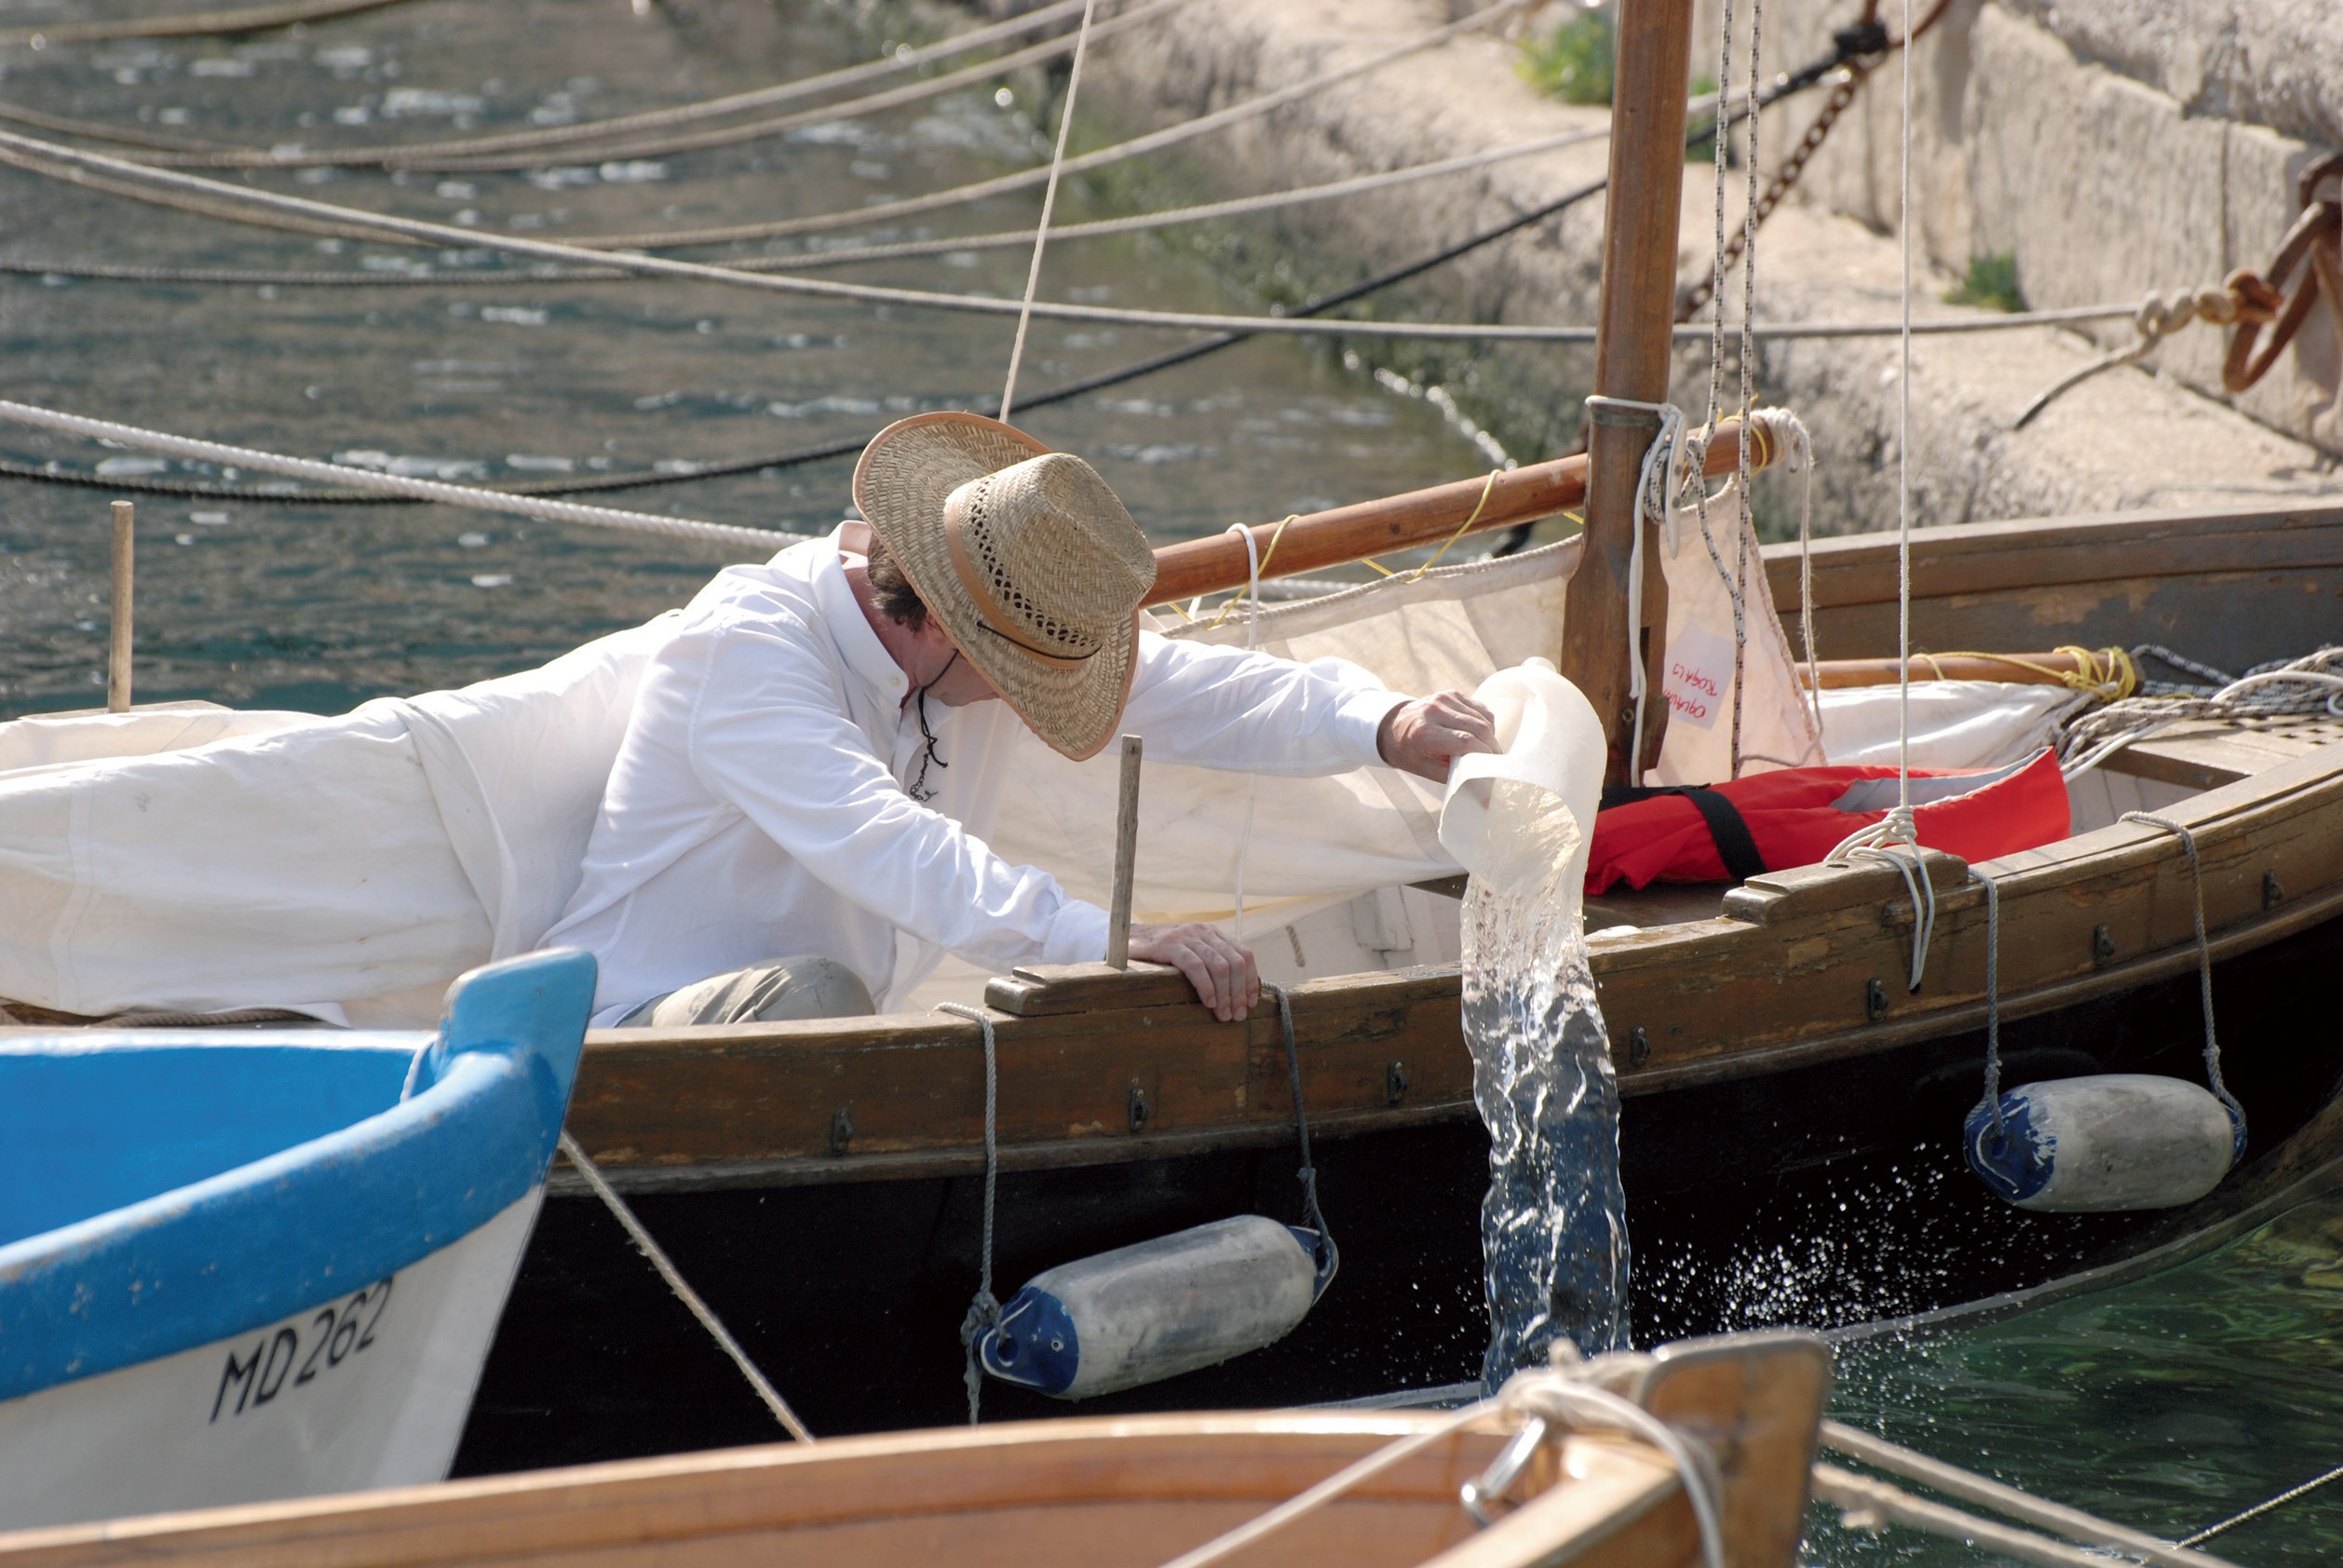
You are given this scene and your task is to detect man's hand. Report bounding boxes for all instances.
[1377,690,1500,782]
[1126,922,1260,1021]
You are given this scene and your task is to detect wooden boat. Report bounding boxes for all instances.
[457,494,2343,1465]
[0,1330,1834,1568]
[1,0,2336,1484]
[0,950,595,1532]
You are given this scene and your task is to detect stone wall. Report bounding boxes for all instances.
[1756,0,2341,454]
[1012,0,2338,534]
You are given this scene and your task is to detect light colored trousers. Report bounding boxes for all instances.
[613,954,875,1027]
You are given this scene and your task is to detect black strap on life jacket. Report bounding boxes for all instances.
[1599,783,1769,883]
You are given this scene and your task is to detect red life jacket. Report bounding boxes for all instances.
[1584,750,2070,895]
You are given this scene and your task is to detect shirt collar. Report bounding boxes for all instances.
[812,523,913,708]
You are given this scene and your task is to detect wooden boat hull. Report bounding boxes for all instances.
[455,911,2343,1469]
[443,502,2343,1468]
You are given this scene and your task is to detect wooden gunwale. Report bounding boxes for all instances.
[558,735,2343,1194]
[1767,500,2343,608]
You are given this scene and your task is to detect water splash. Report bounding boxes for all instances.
[1460,778,1629,1388]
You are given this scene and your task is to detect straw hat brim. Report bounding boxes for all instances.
[852,412,1142,762]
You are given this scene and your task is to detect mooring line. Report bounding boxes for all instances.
[0,0,424,48]
[19,0,1106,170]
[0,122,2143,344]
[559,1133,815,1443]
[0,396,800,549]
[997,0,1101,423]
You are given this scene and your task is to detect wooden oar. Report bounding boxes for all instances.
[1144,413,1768,608]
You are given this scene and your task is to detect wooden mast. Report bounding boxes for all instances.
[1559,0,1700,787]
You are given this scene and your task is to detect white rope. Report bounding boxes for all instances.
[1152,1364,1726,1568]
[550,0,1538,250]
[999,0,1102,424]
[2183,1459,2343,1548]
[1582,396,1687,786]
[1894,0,1916,817]
[557,1132,816,1443]
[1814,1465,2241,1568]
[1821,0,1920,865]
[935,1002,1002,1426]
[1850,842,1936,992]
[1225,521,1266,939]
[1821,1423,2241,1568]
[0,128,2157,344]
[0,397,800,550]
[79,0,1104,169]
[2116,813,2246,1131]
[418,0,1181,178]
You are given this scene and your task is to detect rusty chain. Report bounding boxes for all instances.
[2015,154,2340,427]
[2223,153,2342,394]
[1677,0,1954,323]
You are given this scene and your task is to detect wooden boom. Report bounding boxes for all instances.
[1144,414,1767,608]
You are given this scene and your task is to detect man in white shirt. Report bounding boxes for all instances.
[544,412,1497,1029]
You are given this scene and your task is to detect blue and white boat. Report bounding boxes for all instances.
[0,948,593,1533]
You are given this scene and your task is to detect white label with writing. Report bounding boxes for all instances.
[1659,624,1735,731]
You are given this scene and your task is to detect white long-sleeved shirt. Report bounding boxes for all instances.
[544,526,1407,1023]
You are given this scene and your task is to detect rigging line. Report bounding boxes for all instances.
[0,0,1096,162]
[0,396,803,549]
[559,1134,815,1443]
[0,0,427,49]
[1895,0,1915,822]
[998,0,1101,425]
[2182,1461,2343,1548]
[0,101,236,155]
[550,0,1540,250]
[124,0,1185,173]
[19,119,2081,343]
[0,123,1620,287]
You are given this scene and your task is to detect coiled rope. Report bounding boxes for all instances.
[2060,646,2343,777]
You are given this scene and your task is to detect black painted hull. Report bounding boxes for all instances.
[452,913,2343,1476]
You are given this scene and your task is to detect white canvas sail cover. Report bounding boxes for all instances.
[0,520,1906,1026]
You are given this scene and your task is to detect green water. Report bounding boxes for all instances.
[1811,1187,2343,1565]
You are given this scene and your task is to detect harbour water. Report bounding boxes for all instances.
[1813,1183,2343,1565]
[0,0,1497,720]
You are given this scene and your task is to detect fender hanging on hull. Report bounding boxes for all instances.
[1966,1073,2244,1213]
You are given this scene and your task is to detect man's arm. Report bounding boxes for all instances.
[1124,632,1496,782]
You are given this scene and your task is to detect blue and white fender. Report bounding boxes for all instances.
[1965,1073,2245,1213]
[0,949,594,1532]
[980,1215,1333,1399]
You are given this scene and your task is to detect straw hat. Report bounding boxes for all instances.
[852,412,1158,761]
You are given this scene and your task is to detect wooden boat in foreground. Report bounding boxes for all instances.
[0,1331,1833,1568]
[0,951,595,1533]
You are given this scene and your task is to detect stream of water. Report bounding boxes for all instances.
[1460,776,1629,1386]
